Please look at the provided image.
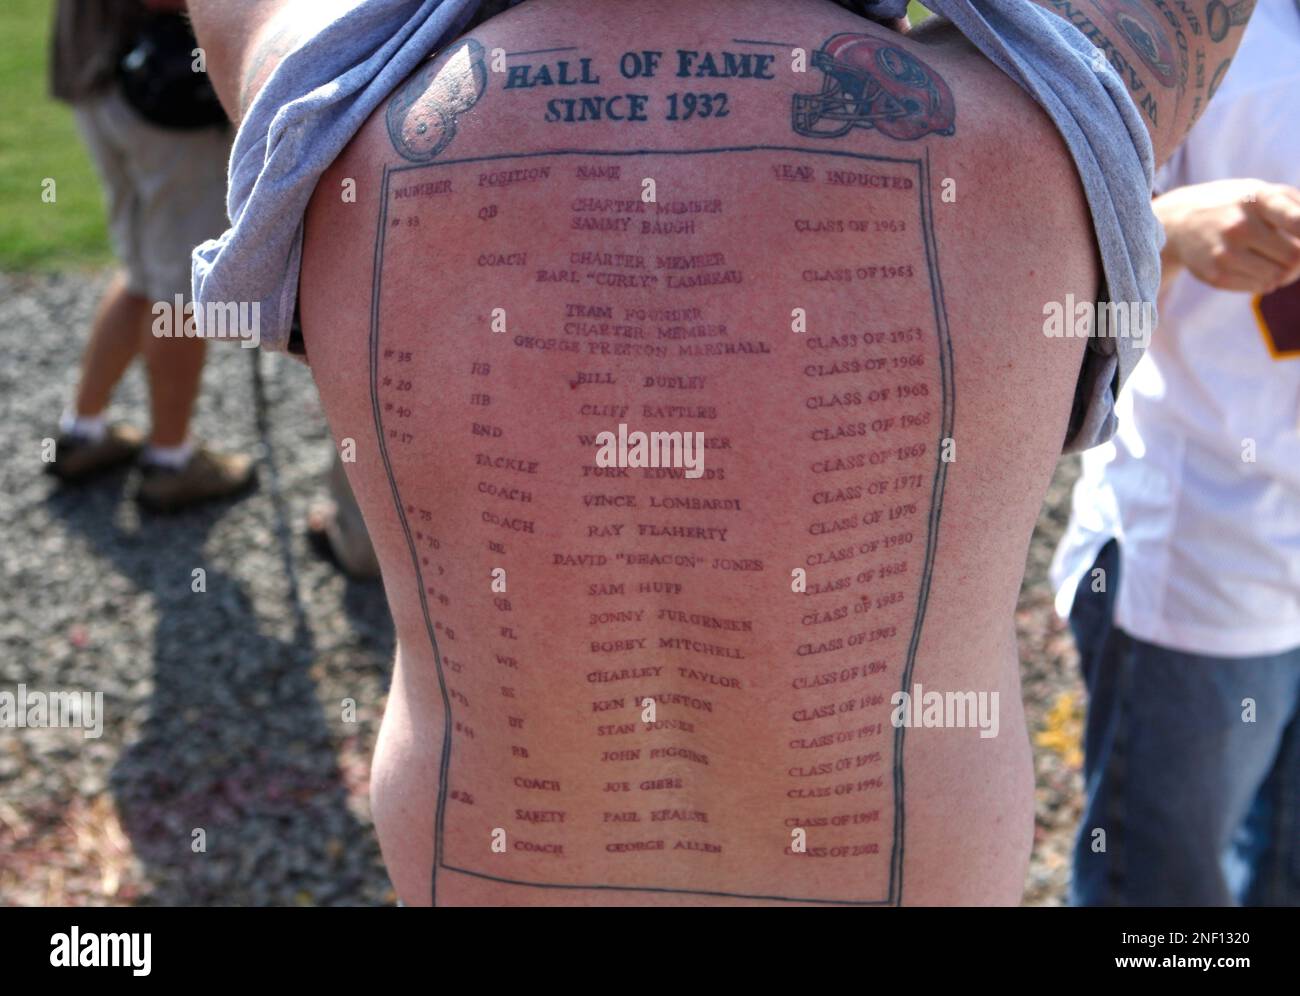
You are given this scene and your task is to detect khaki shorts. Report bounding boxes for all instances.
[73,87,232,302]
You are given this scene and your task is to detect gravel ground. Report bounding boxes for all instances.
[0,269,1086,906]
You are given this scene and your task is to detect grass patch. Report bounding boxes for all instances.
[0,0,111,270]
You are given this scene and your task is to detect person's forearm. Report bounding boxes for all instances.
[186,0,286,122]
[189,0,360,125]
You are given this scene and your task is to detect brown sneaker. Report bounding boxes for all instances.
[45,424,144,483]
[135,446,256,513]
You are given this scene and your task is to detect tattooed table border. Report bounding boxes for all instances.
[367,145,955,905]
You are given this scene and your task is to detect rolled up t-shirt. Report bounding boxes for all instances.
[191,0,1161,453]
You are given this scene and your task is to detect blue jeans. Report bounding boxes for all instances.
[1069,540,1300,906]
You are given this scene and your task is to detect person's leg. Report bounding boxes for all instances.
[72,271,152,421]
[90,89,256,510]
[1070,541,1299,904]
[142,334,207,449]
[308,450,381,579]
[48,98,151,481]
[104,84,228,461]
[1111,649,1296,905]
[1237,654,1300,906]
[1068,539,1130,905]
[133,321,254,512]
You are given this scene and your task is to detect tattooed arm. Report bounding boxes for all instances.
[187,0,351,125]
[1024,0,1256,164]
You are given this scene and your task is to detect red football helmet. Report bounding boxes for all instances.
[793,33,956,141]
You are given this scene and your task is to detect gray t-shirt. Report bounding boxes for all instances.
[192,0,1161,453]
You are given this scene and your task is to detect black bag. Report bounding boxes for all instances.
[117,13,228,130]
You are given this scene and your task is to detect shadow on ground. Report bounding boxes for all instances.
[1,271,397,905]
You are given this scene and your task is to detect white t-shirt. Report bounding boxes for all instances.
[1050,0,1300,657]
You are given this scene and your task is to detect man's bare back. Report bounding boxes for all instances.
[291,0,1101,905]
[176,0,1250,903]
